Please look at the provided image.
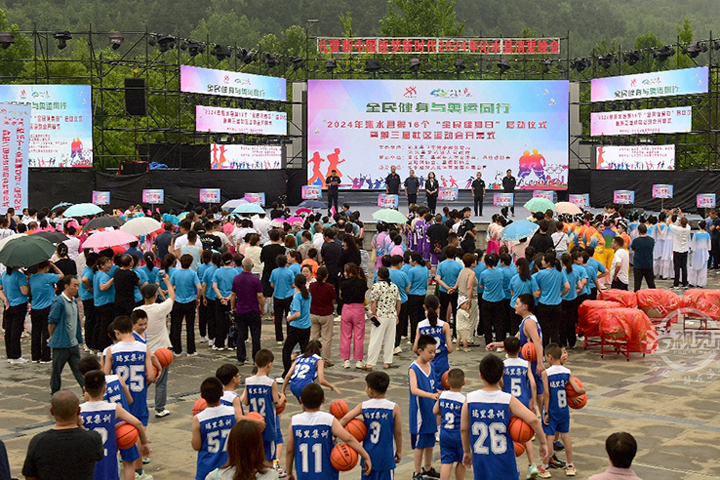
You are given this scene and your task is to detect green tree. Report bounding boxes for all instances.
[380,0,464,37]
[0,9,33,81]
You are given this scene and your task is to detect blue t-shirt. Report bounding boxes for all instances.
[362,399,397,472]
[133,268,149,303]
[388,269,409,303]
[270,267,295,299]
[562,266,588,302]
[532,268,569,306]
[479,268,505,302]
[288,263,301,277]
[197,263,211,284]
[509,274,539,308]
[401,263,412,276]
[289,292,312,329]
[500,265,516,300]
[586,258,607,285]
[94,270,115,306]
[473,262,487,294]
[143,265,159,285]
[466,390,517,479]
[582,264,598,294]
[29,272,60,309]
[408,265,429,296]
[79,266,95,302]
[212,267,237,298]
[1,269,28,306]
[202,265,219,301]
[436,260,463,293]
[195,405,236,480]
[408,361,436,434]
[171,269,200,303]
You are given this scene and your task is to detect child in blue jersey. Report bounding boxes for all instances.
[282,340,340,402]
[461,355,548,480]
[131,310,164,396]
[342,371,402,480]
[433,368,466,480]
[192,377,242,480]
[81,370,150,480]
[286,383,371,480]
[216,363,245,418]
[409,334,441,480]
[539,343,585,478]
[502,337,540,479]
[244,349,287,461]
[413,295,454,390]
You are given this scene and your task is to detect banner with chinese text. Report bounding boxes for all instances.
[302,185,322,200]
[92,191,110,205]
[196,105,287,135]
[0,103,30,211]
[613,190,635,204]
[308,80,569,190]
[142,189,164,204]
[591,66,708,102]
[569,194,589,207]
[533,190,554,201]
[596,145,675,170]
[378,194,399,209]
[438,186,459,201]
[493,193,514,206]
[317,37,560,55]
[243,192,265,205]
[210,144,282,170]
[652,184,673,199]
[199,188,221,203]
[591,107,691,136]
[180,65,286,101]
[697,194,716,209]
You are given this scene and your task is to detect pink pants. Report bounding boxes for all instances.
[339,303,366,361]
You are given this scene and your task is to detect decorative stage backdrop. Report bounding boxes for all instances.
[307,79,569,190]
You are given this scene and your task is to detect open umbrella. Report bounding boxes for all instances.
[51,202,73,211]
[286,216,304,225]
[63,203,103,217]
[295,208,312,215]
[372,208,408,224]
[83,216,125,231]
[82,230,138,250]
[501,219,539,241]
[121,217,162,237]
[298,199,327,209]
[524,197,556,213]
[270,218,285,227]
[232,203,266,215]
[0,233,26,252]
[555,202,583,215]
[222,199,247,210]
[34,231,69,244]
[0,235,56,267]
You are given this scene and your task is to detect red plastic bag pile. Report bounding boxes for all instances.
[680,289,720,321]
[636,289,681,323]
[577,300,622,337]
[598,289,638,308]
[597,307,658,354]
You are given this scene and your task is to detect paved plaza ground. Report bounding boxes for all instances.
[2,272,720,480]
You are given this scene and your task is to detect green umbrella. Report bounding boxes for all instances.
[524,197,556,213]
[372,208,409,224]
[0,235,56,267]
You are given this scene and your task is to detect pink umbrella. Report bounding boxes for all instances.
[295,208,312,215]
[270,218,285,227]
[286,216,304,225]
[82,230,138,250]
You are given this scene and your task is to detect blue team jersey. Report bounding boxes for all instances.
[519,315,543,380]
[245,375,277,441]
[438,390,465,445]
[436,260,463,293]
[466,389,517,480]
[417,319,449,389]
[289,354,321,400]
[195,405,236,480]
[132,331,146,344]
[80,401,118,480]
[291,411,336,480]
[503,357,532,408]
[104,374,130,412]
[110,340,149,425]
[545,365,571,424]
[220,390,244,414]
[362,398,397,472]
[409,361,437,434]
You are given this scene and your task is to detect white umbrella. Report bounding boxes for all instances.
[222,199,247,210]
[0,233,26,252]
[555,202,583,215]
[121,217,162,237]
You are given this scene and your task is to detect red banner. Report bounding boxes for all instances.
[317,37,560,55]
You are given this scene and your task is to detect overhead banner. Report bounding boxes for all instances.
[591,66,708,102]
[307,79,569,191]
[142,189,164,204]
[596,145,675,170]
[0,103,30,211]
[0,85,93,168]
[652,184,673,199]
[317,37,561,55]
[180,65,286,101]
[195,105,287,135]
[591,107,691,137]
[613,190,635,204]
[210,144,282,170]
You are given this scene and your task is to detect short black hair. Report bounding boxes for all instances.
[479,354,504,385]
[200,377,224,404]
[77,355,102,375]
[112,316,133,334]
[545,343,562,361]
[516,293,535,312]
[447,368,465,389]
[84,370,106,397]
[300,383,324,409]
[503,336,521,355]
[254,349,274,368]
[131,310,147,324]
[365,371,390,394]
[216,364,240,386]
[606,432,637,468]
[416,334,437,351]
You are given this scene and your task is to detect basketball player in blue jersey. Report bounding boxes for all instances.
[461,355,548,480]
[342,371,402,480]
[433,368,466,480]
[244,349,286,461]
[192,377,243,480]
[539,343,585,478]
[131,310,164,379]
[413,295,454,390]
[282,340,341,402]
[286,383,371,480]
[80,370,150,480]
[502,337,540,479]
[216,363,245,418]
[409,334,441,479]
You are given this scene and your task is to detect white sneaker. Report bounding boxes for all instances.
[199,336,207,342]
[208,338,214,346]
[187,352,198,357]
[155,409,171,418]
[355,361,365,369]
[9,357,28,364]
[343,360,351,369]
[393,346,402,355]
[275,377,284,384]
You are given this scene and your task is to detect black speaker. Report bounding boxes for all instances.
[124,78,147,116]
[119,161,148,175]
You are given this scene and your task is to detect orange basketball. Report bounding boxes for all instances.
[345,418,367,441]
[565,377,584,399]
[329,399,348,419]
[514,441,526,457]
[115,421,139,449]
[192,398,207,416]
[154,348,174,368]
[147,364,159,381]
[245,411,265,427]
[568,394,587,410]
[330,443,358,471]
[441,370,450,390]
[509,416,534,444]
[521,343,537,362]
[276,398,287,415]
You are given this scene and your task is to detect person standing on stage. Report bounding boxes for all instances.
[326,169,341,214]
[502,169,517,217]
[425,172,439,215]
[385,166,401,197]
[404,169,420,208]
[471,172,486,217]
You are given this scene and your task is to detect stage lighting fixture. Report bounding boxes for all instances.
[290,56,304,71]
[157,35,176,53]
[53,31,72,50]
[683,41,707,58]
[365,59,381,72]
[453,58,466,73]
[264,53,280,68]
[652,45,674,62]
[597,54,613,69]
[211,45,232,61]
[186,40,205,57]
[325,59,337,72]
[496,59,510,74]
[624,50,642,66]
[571,57,589,72]
[541,58,552,74]
[408,58,421,72]
[109,32,124,50]
[0,32,14,49]
[512,60,520,70]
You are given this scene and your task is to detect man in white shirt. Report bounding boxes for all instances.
[667,209,691,290]
[251,213,271,245]
[610,236,630,290]
[134,276,175,418]
[171,220,191,258]
[62,226,81,261]
[231,219,256,250]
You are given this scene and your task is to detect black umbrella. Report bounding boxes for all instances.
[298,200,327,209]
[83,216,125,231]
[34,231,69,244]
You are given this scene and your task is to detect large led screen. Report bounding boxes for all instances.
[591,107,692,136]
[0,85,93,168]
[180,65,286,102]
[307,80,569,190]
[596,145,675,171]
[210,144,282,170]
[591,66,708,102]
[196,105,287,135]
